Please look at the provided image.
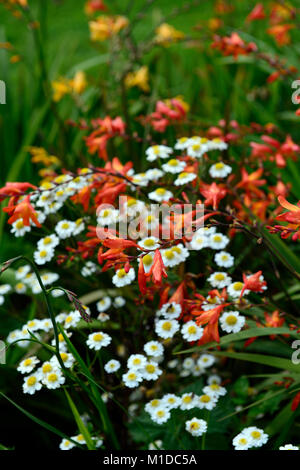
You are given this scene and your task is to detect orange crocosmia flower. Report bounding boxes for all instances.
[200,182,227,210]
[264,310,285,339]
[236,168,266,196]
[89,15,128,41]
[85,0,106,15]
[138,257,147,295]
[149,249,167,285]
[246,3,266,21]
[212,32,257,59]
[276,196,300,225]
[192,304,230,344]
[3,195,41,227]
[0,182,37,202]
[267,24,294,46]
[251,135,300,168]
[240,271,266,298]
[86,116,125,160]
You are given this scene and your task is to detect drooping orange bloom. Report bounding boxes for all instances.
[276,196,300,225]
[212,32,257,59]
[246,3,266,22]
[200,182,227,210]
[250,135,300,168]
[0,182,37,202]
[3,195,41,227]
[149,249,168,286]
[267,24,294,46]
[240,271,267,298]
[145,97,188,133]
[85,116,126,160]
[236,168,266,197]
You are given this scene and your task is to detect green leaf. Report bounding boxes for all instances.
[0,391,81,449]
[209,350,300,373]
[64,389,95,450]
[176,326,297,354]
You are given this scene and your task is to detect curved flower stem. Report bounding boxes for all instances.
[0,255,66,371]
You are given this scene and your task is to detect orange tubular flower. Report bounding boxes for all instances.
[149,249,167,286]
[200,182,227,210]
[3,195,41,227]
[236,168,266,197]
[240,271,266,298]
[0,182,37,202]
[276,196,300,225]
[86,116,126,160]
[246,3,266,22]
[212,32,257,59]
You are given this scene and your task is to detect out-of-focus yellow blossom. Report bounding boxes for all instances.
[10,55,21,63]
[72,71,88,94]
[27,147,61,167]
[0,42,13,50]
[208,18,223,31]
[89,15,128,41]
[52,71,87,102]
[155,23,184,46]
[125,66,150,93]
[5,0,27,6]
[84,0,106,16]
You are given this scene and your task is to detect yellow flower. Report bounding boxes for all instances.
[27,147,61,167]
[71,71,87,95]
[155,23,184,46]
[125,66,150,92]
[89,15,128,41]
[52,78,72,102]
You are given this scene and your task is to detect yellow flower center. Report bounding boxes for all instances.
[127,199,136,207]
[143,254,153,267]
[60,353,68,362]
[143,238,155,247]
[251,431,261,439]
[226,315,238,326]
[156,188,166,196]
[162,321,172,331]
[168,159,179,167]
[215,273,225,281]
[128,373,137,381]
[27,377,37,386]
[94,333,104,342]
[215,162,224,170]
[183,396,192,403]
[213,235,222,242]
[200,394,211,403]
[39,250,47,258]
[190,422,200,430]
[233,282,244,291]
[146,364,156,373]
[42,364,52,374]
[24,359,32,366]
[117,269,126,278]
[164,250,175,260]
[16,220,24,229]
[187,325,197,335]
[47,373,58,383]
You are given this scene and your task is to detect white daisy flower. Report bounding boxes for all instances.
[15,282,27,294]
[145,399,162,415]
[123,198,145,218]
[155,319,180,339]
[190,233,209,251]
[159,302,182,320]
[97,313,110,322]
[97,208,119,226]
[208,271,232,288]
[51,352,75,369]
[208,233,229,250]
[39,318,53,332]
[198,354,215,368]
[180,393,197,410]
[209,162,232,178]
[220,311,246,334]
[15,265,31,280]
[37,234,60,251]
[0,284,11,295]
[59,439,75,451]
[183,358,195,370]
[144,341,164,358]
[104,359,121,374]
[182,321,204,342]
[112,268,135,287]
[138,236,160,251]
[162,158,186,174]
[81,261,97,277]
[64,311,81,329]
[232,433,252,450]
[162,394,181,410]
[175,137,190,150]
[227,281,249,298]
[214,251,234,268]
[145,168,164,181]
[43,370,65,389]
[142,362,162,381]
[146,145,173,162]
[207,374,222,385]
[174,172,197,186]
[25,319,42,332]
[196,393,218,410]
[17,356,40,374]
[11,219,31,237]
[207,138,228,151]
[127,354,147,370]
[122,370,143,388]
[96,296,111,312]
[131,172,149,187]
[187,140,208,158]
[71,434,86,445]
[148,188,173,202]
[185,418,207,437]
[23,374,42,395]
[279,444,299,450]
[150,407,171,424]
[33,247,55,265]
[86,332,112,351]
[242,427,269,448]
[203,384,227,397]
[161,248,180,267]
[55,220,76,239]
[113,296,126,308]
